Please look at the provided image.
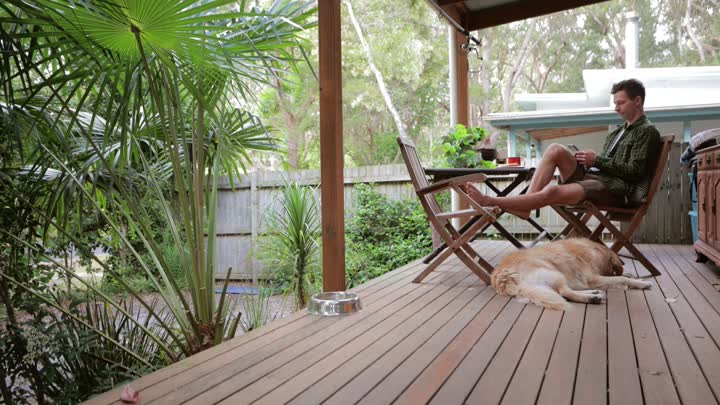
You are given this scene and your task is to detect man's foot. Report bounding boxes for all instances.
[460,183,531,220]
[459,183,493,206]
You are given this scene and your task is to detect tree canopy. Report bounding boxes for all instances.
[260,0,720,168]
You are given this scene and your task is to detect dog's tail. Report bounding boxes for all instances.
[517,284,571,311]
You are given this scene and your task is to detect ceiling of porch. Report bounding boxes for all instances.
[426,0,608,32]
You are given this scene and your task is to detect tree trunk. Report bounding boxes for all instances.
[344,0,408,140]
[684,0,706,62]
[478,31,500,148]
[273,77,300,169]
[502,22,536,113]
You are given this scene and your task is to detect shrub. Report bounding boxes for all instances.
[257,182,321,310]
[345,184,433,287]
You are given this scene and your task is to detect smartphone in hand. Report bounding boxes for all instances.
[568,144,579,152]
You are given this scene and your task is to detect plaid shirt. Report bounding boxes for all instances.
[593,115,661,201]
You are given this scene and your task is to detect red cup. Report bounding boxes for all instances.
[507,157,521,166]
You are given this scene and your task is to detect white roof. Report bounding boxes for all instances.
[516,66,720,111]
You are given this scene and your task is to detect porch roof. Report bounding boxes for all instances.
[424,0,607,32]
[485,103,720,130]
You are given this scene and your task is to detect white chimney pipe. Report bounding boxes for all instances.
[625,11,639,69]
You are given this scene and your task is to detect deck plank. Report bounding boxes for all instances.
[498,309,563,405]
[670,244,720,288]
[640,245,720,404]
[325,247,515,405]
[535,302,585,405]
[462,304,544,405]
[624,257,681,405]
[426,298,524,405]
[572,303,607,405]
[177,271,464,405]
[81,242,720,405]
[664,244,720,318]
[651,244,720,347]
[636,246,717,405]
[275,241,512,405]
[87,256,428,405]
[606,281,644,404]
[149,267,452,404]
[238,274,480,404]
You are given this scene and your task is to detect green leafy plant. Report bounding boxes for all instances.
[258,182,322,310]
[0,1,315,401]
[345,184,432,287]
[441,124,495,168]
[238,287,280,333]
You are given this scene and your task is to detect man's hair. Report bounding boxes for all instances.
[611,79,646,104]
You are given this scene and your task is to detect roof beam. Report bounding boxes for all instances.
[527,126,608,141]
[424,0,467,33]
[466,0,607,31]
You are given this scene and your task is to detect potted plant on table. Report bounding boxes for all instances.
[441,124,496,168]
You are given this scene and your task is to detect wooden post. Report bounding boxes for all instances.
[455,30,469,127]
[319,0,346,292]
[449,29,471,228]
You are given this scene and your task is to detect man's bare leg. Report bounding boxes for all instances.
[463,143,582,219]
[464,183,586,219]
[527,144,580,193]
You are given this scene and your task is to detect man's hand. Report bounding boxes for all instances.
[574,150,598,167]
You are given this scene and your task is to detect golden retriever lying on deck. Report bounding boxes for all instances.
[491,238,653,311]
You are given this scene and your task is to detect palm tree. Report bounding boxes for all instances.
[0,0,316,360]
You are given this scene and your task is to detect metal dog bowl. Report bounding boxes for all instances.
[307,292,362,316]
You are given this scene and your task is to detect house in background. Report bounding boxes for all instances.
[485,13,720,159]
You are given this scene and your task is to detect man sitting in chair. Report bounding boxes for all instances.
[463,78,661,219]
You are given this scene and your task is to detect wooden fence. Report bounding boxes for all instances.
[215,145,691,279]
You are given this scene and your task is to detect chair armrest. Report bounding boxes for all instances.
[447,172,488,186]
[416,172,488,196]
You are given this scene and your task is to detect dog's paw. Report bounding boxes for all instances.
[639,281,653,290]
[589,295,604,304]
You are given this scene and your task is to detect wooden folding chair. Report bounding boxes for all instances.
[552,135,675,276]
[397,136,500,284]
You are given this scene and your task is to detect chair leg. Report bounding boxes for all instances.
[553,206,592,238]
[422,217,481,264]
[446,223,479,259]
[453,248,492,284]
[589,222,605,242]
[585,204,661,276]
[414,239,457,283]
[414,215,494,283]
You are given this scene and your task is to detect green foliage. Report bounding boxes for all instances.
[257,182,322,310]
[0,292,173,403]
[102,228,187,296]
[440,124,494,168]
[238,287,279,333]
[345,184,432,288]
[1,0,315,401]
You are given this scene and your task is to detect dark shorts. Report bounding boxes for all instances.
[561,165,628,207]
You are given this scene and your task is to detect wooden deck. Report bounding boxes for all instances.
[86,241,720,405]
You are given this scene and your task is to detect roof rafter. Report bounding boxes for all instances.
[426,0,608,32]
[466,0,607,31]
